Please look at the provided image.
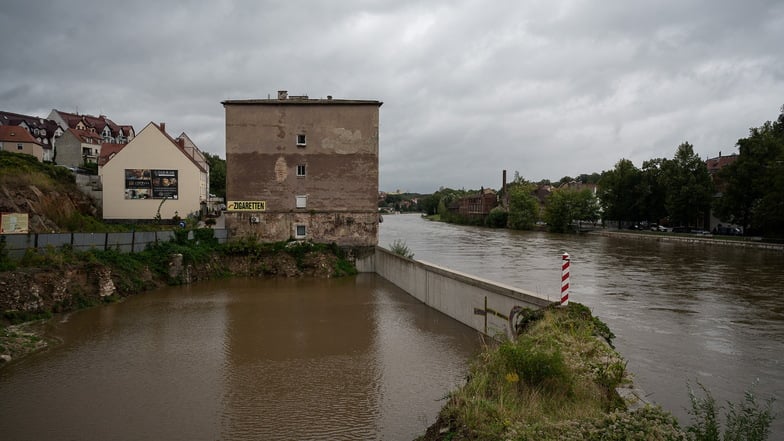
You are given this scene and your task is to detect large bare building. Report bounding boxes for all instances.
[222,91,382,246]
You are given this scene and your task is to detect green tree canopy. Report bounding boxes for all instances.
[544,188,599,233]
[205,153,226,199]
[715,108,784,236]
[597,158,641,229]
[507,182,539,230]
[661,142,714,228]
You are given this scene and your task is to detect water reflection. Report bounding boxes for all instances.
[380,214,784,436]
[0,275,480,440]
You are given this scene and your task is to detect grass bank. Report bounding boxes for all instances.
[418,303,775,440]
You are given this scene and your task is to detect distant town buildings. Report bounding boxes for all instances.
[223,91,382,246]
[0,111,63,162]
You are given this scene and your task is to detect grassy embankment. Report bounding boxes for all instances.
[419,303,775,441]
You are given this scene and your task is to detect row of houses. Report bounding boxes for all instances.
[1,109,211,222]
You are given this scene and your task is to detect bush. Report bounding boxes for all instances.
[485,207,509,228]
[499,336,573,395]
[687,381,775,441]
[389,239,414,259]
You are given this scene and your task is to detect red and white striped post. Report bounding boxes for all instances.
[560,252,570,306]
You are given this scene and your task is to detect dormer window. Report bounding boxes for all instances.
[296,134,306,146]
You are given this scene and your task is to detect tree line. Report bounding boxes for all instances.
[419,106,784,238]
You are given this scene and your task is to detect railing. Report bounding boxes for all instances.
[1,229,229,260]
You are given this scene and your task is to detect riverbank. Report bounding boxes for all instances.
[592,229,784,251]
[0,233,360,365]
[417,303,688,440]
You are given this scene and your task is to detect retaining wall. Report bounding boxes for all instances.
[358,246,555,337]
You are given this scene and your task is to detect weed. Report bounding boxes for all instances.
[389,239,415,259]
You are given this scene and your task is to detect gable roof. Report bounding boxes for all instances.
[66,127,103,144]
[51,109,134,139]
[103,122,207,173]
[98,143,126,166]
[0,125,41,144]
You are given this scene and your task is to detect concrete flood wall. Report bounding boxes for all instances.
[358,246,555,337]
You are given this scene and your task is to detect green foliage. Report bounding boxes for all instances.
[544,188,599,233]
[687,382,775,441]
[598,158,642,228]
[715,109,784,237]
[662,142,714,228]
[508,182,539,230]
[389,239,414,259]
[485,207,508,228]
[499,336,573,395]
[205,152,226,199]
[3,309,53,325]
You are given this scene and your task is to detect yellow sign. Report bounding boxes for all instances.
[227,200,266,211]
[1,212,29,234]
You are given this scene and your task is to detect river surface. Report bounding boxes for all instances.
[0,276,480,440]
[380,214,784,436]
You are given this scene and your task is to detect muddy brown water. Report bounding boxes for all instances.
[0,276,480,440]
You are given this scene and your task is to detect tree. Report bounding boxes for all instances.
[544,188,599,233]
[205,153,226,198]
[597,159,641,229]
[638,158,668,225]
[507,182,539,230]
[714,110,784,236]
[661,142,714,228]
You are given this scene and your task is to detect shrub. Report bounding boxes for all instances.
[389,239,414,259]
[499,336,573,395]
[687,381,775,441]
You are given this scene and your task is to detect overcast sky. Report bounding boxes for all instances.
[2,1,782,193]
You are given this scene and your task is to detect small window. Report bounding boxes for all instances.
[296,134,306,146]
[296,164,306,176]
[17,143,23,150]
[296,195,307,208]
[295,224,306,239]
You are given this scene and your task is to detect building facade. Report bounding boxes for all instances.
[100,122,208,221]
[0,111,63,162]
[0,125,44,161]
[223,91,382,246]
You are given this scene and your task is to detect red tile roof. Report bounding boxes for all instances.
[0,125,41,144]
[98,143,126,166]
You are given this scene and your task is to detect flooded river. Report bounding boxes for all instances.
[2,214,782,439]
[380,214,784,436]
[0,276,479,440]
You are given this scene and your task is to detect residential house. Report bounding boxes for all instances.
[100,122,209,221]
[0,111,63,162]
[0,125,44,161]
[48,110,134,167]
[222,90,382,246]
[56,128,104,167]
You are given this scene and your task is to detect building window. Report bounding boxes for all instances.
[17,144,23,150]
[294,224,307,239]
[296,134,306,146]
[296,164,306,176]
[296,195,307,208]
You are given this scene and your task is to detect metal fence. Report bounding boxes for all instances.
[1,229,229,260]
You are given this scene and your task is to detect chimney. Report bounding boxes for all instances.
[159,122,166,133]
[502,169,507,193]
[277,90,288,100]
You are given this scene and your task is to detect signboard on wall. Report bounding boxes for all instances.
[1,213,29,234]
[226,201,266,211]
[125,169,178,200]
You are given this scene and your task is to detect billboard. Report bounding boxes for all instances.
[125,169,178,200]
